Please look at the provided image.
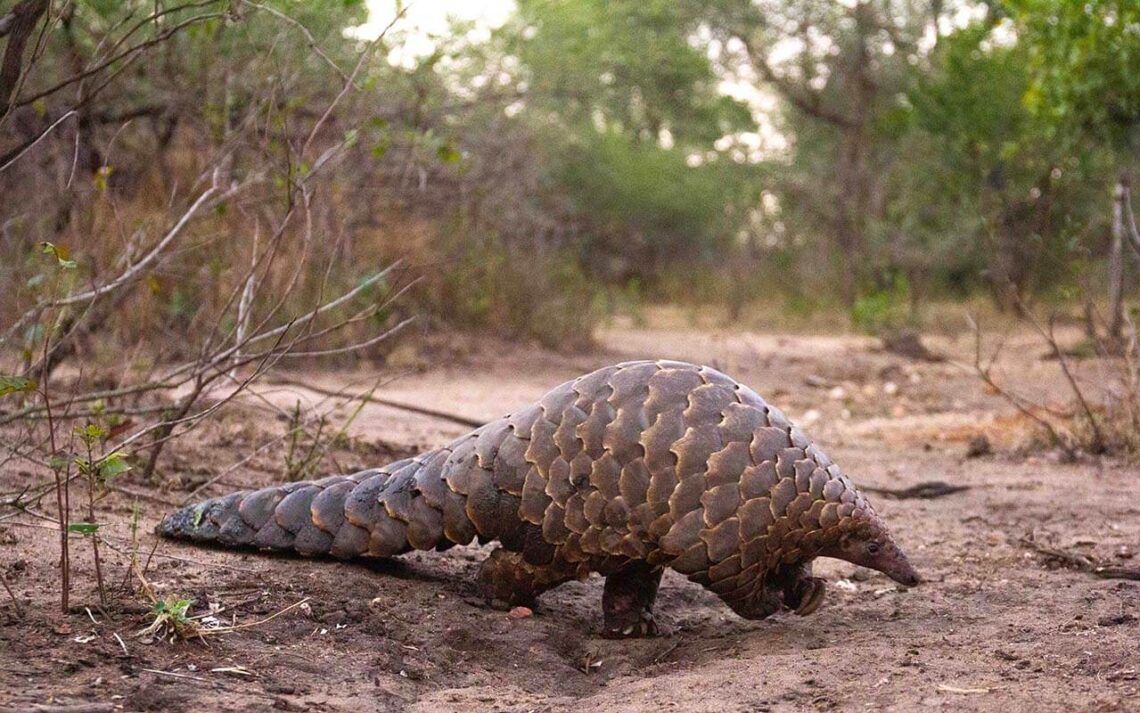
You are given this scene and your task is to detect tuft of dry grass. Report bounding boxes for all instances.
[971,309,1140,462]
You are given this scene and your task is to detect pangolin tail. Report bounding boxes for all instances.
[157,457,469,559]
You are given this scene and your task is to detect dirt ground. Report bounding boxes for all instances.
[1,321,1138,712]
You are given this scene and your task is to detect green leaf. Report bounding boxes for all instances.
[67,522,100,536]
[437,144,462,164]
[39,242,77,270]
[96,452,131,482]
[153,597,193,620]
[76,423,108,443]
[0,376,37,397]
[93,165,114,192]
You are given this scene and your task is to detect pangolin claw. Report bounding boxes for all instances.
[602,612,659,639]
[792,577,827,616]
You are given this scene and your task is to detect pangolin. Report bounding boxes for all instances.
[159,360,919,636]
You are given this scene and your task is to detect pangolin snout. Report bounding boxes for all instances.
[877,543,921,587]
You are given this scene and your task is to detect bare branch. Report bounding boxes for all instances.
[1124,180,1140,259]
[240,1,350,82]
[733,33,855,129]
[0,109,76,173]
[0,0,48,113]
[280,316,415,358]
[14,11,227,109]
[299,3,407,161]
[967,314,1072,454]
[1,175,254,349]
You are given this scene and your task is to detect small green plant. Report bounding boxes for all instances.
[284,400,328,481]
[0,243,83,612]
[139,596,202,643]
[73,422,132,607]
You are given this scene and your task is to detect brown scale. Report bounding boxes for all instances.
[158,360,921,637]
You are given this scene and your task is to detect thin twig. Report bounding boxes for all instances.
[967,314,1069,452]
[1020,532,1140,581]
[201,597,311,634]
[0,110,77,173]
[0,571,23,618]
[266,375,485,429]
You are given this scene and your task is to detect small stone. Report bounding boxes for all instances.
[508,606,533,619]
[800,409,822,426]
[882,381,899,396]
[834,579,858,592]
[966,435,992,458]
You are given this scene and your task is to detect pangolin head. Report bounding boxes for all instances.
[816,511,921,587]
[792,468,921,587]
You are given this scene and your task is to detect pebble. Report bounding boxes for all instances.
[966,435,993,458]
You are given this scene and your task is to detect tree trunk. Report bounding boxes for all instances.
[1109,177,1126,342]
[0,0,49,115]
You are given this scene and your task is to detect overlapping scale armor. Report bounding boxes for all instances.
[159,360,911,625]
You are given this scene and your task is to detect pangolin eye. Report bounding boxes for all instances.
[866,542,881,555]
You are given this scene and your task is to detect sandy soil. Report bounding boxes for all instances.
[1,324,1137,712]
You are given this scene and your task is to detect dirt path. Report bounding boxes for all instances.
[1,327,1137,712]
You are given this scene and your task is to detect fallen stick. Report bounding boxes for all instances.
[0,705,115,713]
[1020,533,1140,581]
[266,376,484,429]
[863,481,970,499]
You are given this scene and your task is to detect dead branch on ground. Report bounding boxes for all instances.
[1020,532,1140,581]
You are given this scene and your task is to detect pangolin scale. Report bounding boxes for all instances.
[159,360,919,636]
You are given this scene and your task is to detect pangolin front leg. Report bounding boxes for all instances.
[601,561,663,638]
[776,561,827,616]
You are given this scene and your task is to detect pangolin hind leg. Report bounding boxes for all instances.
[476,548,582,608]
[601,561,664,638]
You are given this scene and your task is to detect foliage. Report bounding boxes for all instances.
[511,0,750,145]
[1,0,1138,345]
[1009,0,1140,151]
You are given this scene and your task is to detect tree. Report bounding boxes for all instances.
[1008,0,1140,339]
[886,12,1108,313]
[708,0,939,307]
